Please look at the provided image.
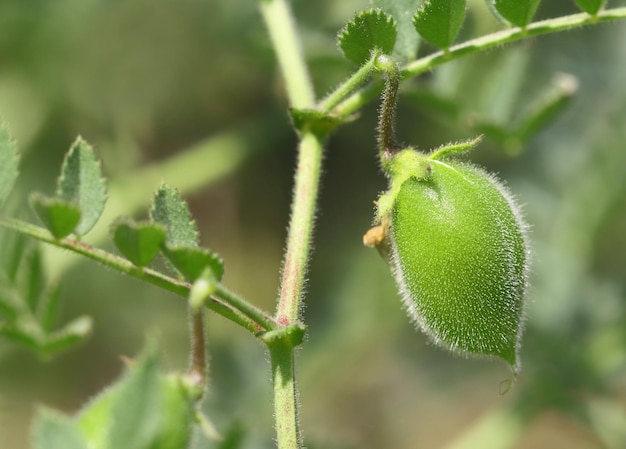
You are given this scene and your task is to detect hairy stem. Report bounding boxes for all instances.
[188,309,208,394]
[268,340,300,449]
[259,0,315,109]
[260,0,321,447]
[318,53,378,112]
[329,7,626,118]
[374,55,401,159]
[276,131,323,326]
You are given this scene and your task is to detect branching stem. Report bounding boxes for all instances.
[325,7,626,119]
[0,217,276,335]
[260,0,321,448]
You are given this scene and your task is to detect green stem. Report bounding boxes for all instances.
[329,7,626,118]
[374,55,401,159]
[0,216,276,335]
[260,1,321,448]
[275,131,324,326]
[268,340,301,449]
[318,53,378,112]
[215,282,277,332]
[188,308,208,395]
[259,0,315,109]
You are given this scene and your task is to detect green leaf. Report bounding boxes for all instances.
[57,137,107,236]
[39,282,62,333]
[574,0,606,15]
[0,318,44,352]
[477,45,530,125]
[78,345,195,449]
[30,194,82,239]
[41,316,92,357]
[106,347,163,449]
[112,218,167,267]
[26,245,45,312]
[289,108,342,135]
[428,136,483,160]
[338,9,397,65]
[216,422,246,449]
[2,231,28,283]
[513,73,578,148]
[493,0,541,27]
[150,184,199,247]
[77,385,118,449]
[32,408,89,449]
[0,120,19,207]
[164,245,224,283]
[371,0,421,64]
[152,375,196,449]
[413,0,466,50]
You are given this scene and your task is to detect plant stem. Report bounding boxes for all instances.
[329,7,626,119]
[268,340,300,449]
[260,1,321,448]
[276,131,323,326]
[374,55,401,159]
[188,308,208,394]
[0,216,276,335]
[259,0,315,109]
[318,53,378,112]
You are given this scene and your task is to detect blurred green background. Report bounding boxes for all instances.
[1,0,625,448]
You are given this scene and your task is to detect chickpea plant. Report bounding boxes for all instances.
[0,0,625,448]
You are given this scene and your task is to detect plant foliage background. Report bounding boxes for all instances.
[1,0,625,448]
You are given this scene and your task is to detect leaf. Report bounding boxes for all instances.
[149,184,199,247]
[428,136,483,160]
[30,194,82,239]
[371,0,421,64]
[153,375,196,449]
[39,282,62,333]
[514,73,578,146]
[77,385,118,449]
[216,422,246,449]
[57,137,107,236]
[413,0,466,50]
[289,108,342,136]
[112,218,167,267]
[26,245,45,312]
[164,245,224,283]
[0,120,19,207]
[574,0,606,16]
[105,346,163,449]
[0,318,44,352]
[2,231,28,283]
[477,45,530,125]
[41,316,92,357]
[32,408,89,449]
[77,346,195,449]
[338,9,397,65]
[493,0,541,28]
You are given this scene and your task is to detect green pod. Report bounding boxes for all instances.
[384,150,528,371]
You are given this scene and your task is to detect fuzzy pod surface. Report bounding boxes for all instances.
[384,150,528,371]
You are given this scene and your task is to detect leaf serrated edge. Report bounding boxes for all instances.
[338,8,397,64]
[56,136,108,236]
